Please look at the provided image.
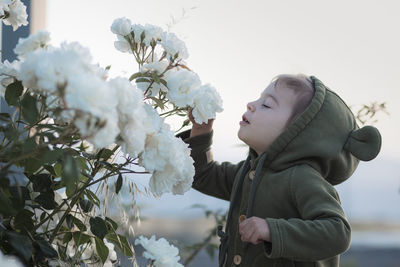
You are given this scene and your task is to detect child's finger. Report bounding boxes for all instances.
[239,219,251,238]
[249,231,260,244]
[188,110,195,122]
[240,227,253,242]
[239,222,254,241]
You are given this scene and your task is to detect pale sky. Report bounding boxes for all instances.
[45,0,400,162]
[44,0,400,221]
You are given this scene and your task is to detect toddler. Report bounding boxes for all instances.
[177,74,382,267]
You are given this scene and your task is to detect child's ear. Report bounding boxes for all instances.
[344,125,382,161]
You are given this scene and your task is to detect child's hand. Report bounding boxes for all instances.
[188,109,214,138]
[239,216,271,244]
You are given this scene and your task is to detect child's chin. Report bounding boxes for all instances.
[237,130,247,143]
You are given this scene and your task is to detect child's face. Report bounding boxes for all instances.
[238,81,296,156]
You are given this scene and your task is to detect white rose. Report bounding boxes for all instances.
[111,17,132,36]
[19,42,102,93]
[141,124,194,196]
[191,83,224,124]
[65,74,116,117]
[160,32,189,61]
[0,0,12,17]
[64,74,119,148]
[140,60,170,74]
[14,30,50,57]
[143,23,164,46]
[166,69,201,107]
[109,77,148,157]
[0,60,20,97]
[119,121,146,158]
[135,235,183,267]
[0,250,23,267]
[141,103,164,135]
[110,77,143,117]
[140,130,170,172]
[131,23,145,43]
[2,0,28,31]
[114,39,131,53]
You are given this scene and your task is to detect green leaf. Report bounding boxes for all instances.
[136,77,151,83]
[24,158,42,177]
[4,81,23,106]
[62,232,72,244]
[9,186,31,201]
[79,199,94,213]
[129,72,143,81]
[39,211,46,222]
[95,237,109,264]
[115,174,122,194]
[65,214,74,228]
[62,155,80,197]
[9,186,30,209]
[0,189,16,216]
[72,232,91,246]
[98,148,114,161]
[21,93,40,124]
[90,216,108,240]
[66,214,87,231]
[149,96,165,109]
[14,209,34,232]
[41,148,63,165]
[34,191,58,210]
[31,173,53,192]
[105,233,133,256]
[76,156,90,172]
[22,137,37,154]
[43,165,57,177]
[23,157,42,175]
[85,190,100,207]
[54,163,62,177]
[152,73,161,84]
[3,124,18,141]
[160,79,168,87]
[96,160,116,171]
[5,231,33,261]
[105,217,118,231]
[56,244,67,260]
[36,239,58,258]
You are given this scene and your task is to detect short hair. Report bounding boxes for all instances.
[271,73,315,127]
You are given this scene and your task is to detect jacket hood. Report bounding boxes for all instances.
[249,75,382,185]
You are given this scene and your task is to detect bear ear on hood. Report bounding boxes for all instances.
[344,125,382,161]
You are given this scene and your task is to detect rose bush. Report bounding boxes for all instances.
[0,5,223,266]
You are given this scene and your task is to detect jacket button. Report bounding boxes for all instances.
[239,214,246,224]
[248,170,255,180]
[233,254,242,265]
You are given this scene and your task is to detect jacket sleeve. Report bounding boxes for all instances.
[264,165,351,261]
[176,129,245,201]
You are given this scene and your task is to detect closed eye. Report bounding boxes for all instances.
[262,104,271,108]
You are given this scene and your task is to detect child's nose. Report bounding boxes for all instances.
[247,102,255,111]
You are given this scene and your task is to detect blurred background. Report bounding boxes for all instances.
[2,0,399,266]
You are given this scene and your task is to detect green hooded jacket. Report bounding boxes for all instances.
[177,76,382,267]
